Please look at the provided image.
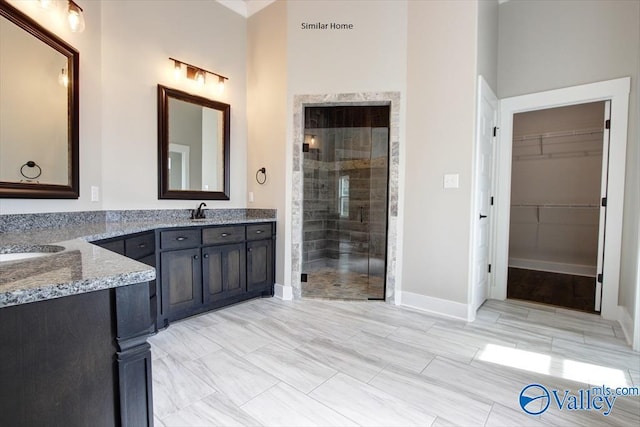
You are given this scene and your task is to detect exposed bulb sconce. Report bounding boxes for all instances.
[169,57,229,93]
[37,1,86,32]
[173,61,182,80]
[305,134,316,145]
[58,68,69,87]
[67,0,85,33]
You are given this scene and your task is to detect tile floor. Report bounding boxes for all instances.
[149,298,640,426]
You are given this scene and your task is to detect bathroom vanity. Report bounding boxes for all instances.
[0,239,155,427]
[0,209,276,427]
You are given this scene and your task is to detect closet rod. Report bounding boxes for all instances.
[512,127,603,142]
[511,203,599,208]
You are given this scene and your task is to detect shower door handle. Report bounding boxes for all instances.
[359,207,364,223]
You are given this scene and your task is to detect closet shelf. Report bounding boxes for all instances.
[512,127,604,161]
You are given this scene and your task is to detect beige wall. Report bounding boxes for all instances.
[498,0,639,323]
[100,0,247,209]
[0,0,248,213]
[286,0,407,95]
[403,0,478,304]
[247,0,288,285]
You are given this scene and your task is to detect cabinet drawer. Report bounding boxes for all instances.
[160,229,201,250]
[202,226,245,245]
[246,223,272,240]
[125,233,155,259]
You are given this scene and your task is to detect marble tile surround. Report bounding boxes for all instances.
[292,92,401,302]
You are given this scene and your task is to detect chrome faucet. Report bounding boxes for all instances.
[191,202,207,219]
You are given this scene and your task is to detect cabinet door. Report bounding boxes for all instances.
[160,248,201,321]
[247,239,273,292]
[202,243,246,302]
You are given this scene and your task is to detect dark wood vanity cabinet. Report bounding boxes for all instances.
[93,231,157,332]
[157,222,275,328]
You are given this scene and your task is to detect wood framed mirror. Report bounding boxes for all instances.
[0,1,79,199]
[157,85,230,200]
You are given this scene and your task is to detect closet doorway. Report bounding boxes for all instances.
[301,105,390,300]
[507,101,609,312]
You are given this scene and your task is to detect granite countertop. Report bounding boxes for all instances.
[0,209,276,309]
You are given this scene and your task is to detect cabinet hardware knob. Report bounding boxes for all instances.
[479,214,487,219]
[139,243,146,248]
[221,233,229,237]
[203,254,209,258]
[248,248,253,252]
[256,230,263,234]
[194,255,199,260]
[177,236,186,241]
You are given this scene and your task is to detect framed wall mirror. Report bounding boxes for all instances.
[0,1,79,199]
[157,85,230,200]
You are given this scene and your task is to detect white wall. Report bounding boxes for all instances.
[0,0,103,213]
[498,0,639,331]
[247,0,288,285]
[101,0,247,209]
[403,0,478,309]
[477,0,498,93]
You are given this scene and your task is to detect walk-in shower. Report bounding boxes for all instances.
[302,106,390,300]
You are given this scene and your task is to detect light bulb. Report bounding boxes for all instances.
[58,68,69,88]
[311,136,315,145]
[195,70,206,87]
[217,76,225,93]
[173,61,182,80]
[68,2,85,33]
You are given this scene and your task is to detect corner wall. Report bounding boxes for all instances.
[247,0,288,286]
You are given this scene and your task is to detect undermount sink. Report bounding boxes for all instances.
[0,245,65,262]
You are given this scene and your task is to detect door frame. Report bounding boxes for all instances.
[290,92,402,302]
[492,77,630,321]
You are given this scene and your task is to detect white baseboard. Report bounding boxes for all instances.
[274,283,293,300]
[399,291,469,321]
[618,305,635,349]
[509,257,596,277]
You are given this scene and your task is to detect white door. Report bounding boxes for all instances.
[471,77,498,315]
[595,100,611,312]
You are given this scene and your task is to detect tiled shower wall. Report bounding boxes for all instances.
[302,127,388,271]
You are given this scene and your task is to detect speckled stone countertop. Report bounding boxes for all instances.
[0,209,276,308]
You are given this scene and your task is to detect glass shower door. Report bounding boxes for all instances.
[302,106,389,300]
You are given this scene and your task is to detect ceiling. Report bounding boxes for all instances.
[216,0,276,18]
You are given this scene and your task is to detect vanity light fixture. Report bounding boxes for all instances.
[37,0,86,32]
[67,0,85,33]
[169,57,229,93]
